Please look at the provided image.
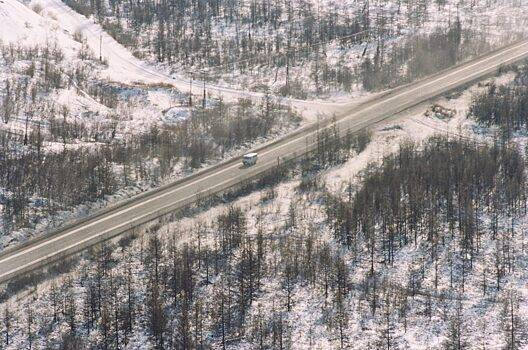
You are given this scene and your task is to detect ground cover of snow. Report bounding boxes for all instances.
[0,72,522,349]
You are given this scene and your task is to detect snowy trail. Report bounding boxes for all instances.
[2,0,346,116]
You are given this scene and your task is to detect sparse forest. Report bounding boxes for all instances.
[0,94,299,235]
[2,132,528,349]
[2,0,528,348]
[0,39,300,240]
[325,136,526,293]
[469,64,528,138]
[61,0,525,96]
[0,40,101,125]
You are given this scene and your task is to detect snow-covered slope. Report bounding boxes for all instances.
[37,0,164,84]
[0,0,185,86]
[1,0,344,117]
[1,73,526,349]
[0,0,66,44]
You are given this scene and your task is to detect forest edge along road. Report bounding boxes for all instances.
[0,39,527,284]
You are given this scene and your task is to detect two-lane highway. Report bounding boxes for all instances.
[1,40,528,284]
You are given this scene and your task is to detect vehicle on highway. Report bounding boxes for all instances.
[243,153,258,166]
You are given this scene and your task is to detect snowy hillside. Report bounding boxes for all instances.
[55,0,528,98]
[1,0,528,349]
[1,66,528,349]
[0,0,305,250]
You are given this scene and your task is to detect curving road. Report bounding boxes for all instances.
[0,39,528,283]
[36,0,345,116]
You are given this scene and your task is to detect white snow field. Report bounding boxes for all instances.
[0,0,63,44]
[1,0,345,119]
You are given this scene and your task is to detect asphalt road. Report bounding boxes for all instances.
[1,40,528,284]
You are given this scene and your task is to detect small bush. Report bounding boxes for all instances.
[31,2,43,14]
[73,29,85,43]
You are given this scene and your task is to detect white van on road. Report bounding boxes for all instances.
[243,153,258,167]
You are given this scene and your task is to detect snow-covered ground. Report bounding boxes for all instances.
[1,1,528,347]
[0,0,311,248]
[0,72,524,349]
[0,32,304,248]
[3,0,345,118]
[68,0,528,99]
